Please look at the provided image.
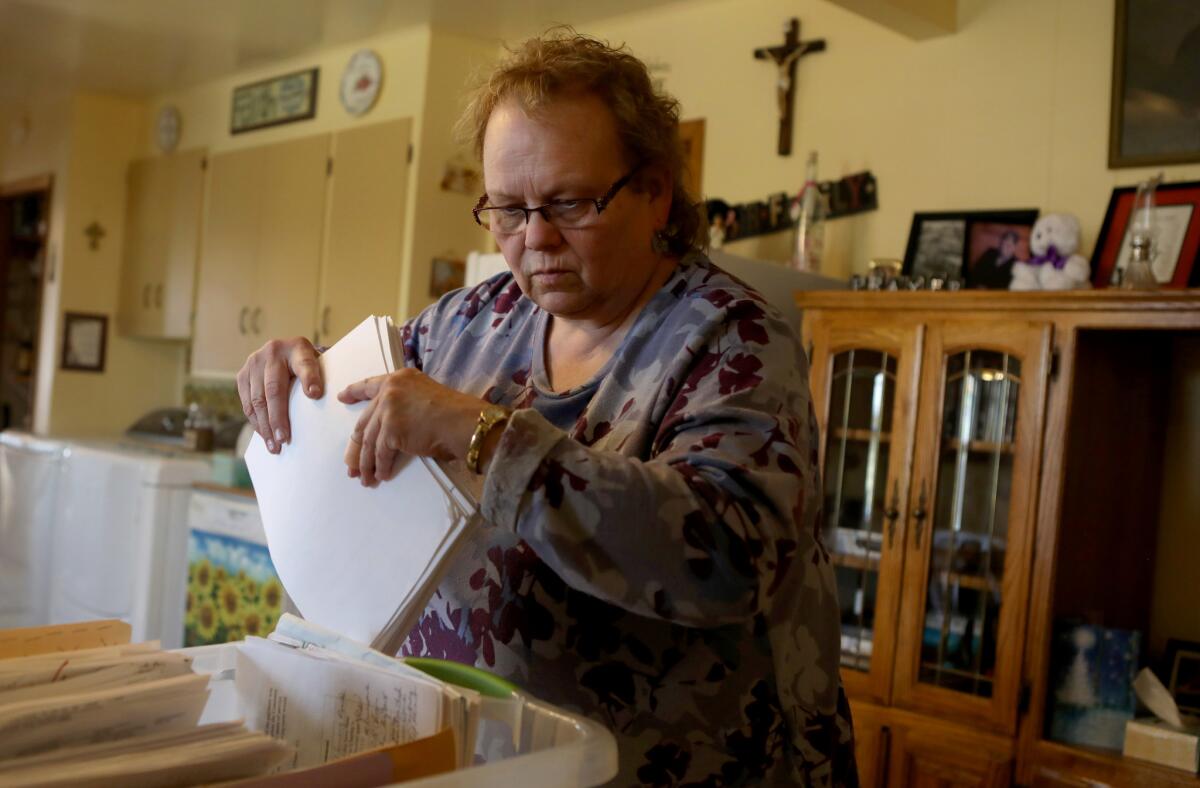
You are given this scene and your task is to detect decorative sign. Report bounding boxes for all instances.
[231,68,319,134]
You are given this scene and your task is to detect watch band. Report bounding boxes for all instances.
[466,405,510,475]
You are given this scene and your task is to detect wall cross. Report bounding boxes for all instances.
[754,18,827,156]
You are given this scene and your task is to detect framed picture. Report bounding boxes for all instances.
[1164,638,1200,716]
[902,210,1039,289]
[231,67,319,135]
[1090,180,1200,287]
[61,312,107,373]
[429,257,465,298]
[1109,0,1200,167]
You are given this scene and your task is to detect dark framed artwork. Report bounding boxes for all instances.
[61,312,107,373]
[1091,179,1200,287]
[429,257,465,298]
[902,210,1039,288]
[1109,0,1200,168]
[231,68,319,135]
[1163,638,1200,716]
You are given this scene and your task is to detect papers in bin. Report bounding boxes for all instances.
[244,316,480,655]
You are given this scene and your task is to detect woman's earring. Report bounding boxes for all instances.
[651,228,670,255]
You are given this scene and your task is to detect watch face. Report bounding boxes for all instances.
[340,50,382,116]
[156,105,181,152]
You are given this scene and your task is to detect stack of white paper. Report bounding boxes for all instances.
[245,316,480,655]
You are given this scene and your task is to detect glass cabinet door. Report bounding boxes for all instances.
[893,321,1052,734]
[808,318,923,705]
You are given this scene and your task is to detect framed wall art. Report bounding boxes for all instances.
[902,210,1039,289]
[1091,179,1200,287]
[1164,638,1200,716]
[61,312,107,373]
[1108,0,1200,167]
[231,68,319,135]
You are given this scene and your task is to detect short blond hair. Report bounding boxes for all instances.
[458,29,702,256]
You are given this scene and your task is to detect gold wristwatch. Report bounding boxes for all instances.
[466,405,509,475]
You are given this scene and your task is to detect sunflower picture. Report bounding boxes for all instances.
[184,529,287,647]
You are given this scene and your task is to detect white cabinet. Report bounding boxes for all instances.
[118,149,206,339]
[192,135,329,375]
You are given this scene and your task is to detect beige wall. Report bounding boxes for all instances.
[400,29,497,318]
[50,94,187,437]
[586,0,1200,278]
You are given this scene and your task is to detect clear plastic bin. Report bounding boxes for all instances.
[179,643,618,787]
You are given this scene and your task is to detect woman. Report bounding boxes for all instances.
[238,31,855,786]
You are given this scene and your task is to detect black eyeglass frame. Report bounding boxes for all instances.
[472,165,642,231]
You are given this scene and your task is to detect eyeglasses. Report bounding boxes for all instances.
[472,166,640,234]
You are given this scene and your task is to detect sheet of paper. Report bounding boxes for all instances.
[234,637,445,771]
[245,316,478,647]
[0,620,131,659]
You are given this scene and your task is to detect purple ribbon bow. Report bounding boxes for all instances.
[1028,244,1068,269]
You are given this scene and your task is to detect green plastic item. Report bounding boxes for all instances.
[404,657,520,699]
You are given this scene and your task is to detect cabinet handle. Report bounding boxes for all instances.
[321,306,331,338]
[154,283,163,308]
[142,284,151,308]
[239,307,248,335]
[251,307,262,334]
[912,484,929,549]
[884,480,900,549]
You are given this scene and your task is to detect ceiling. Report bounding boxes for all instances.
[0,0,691,105]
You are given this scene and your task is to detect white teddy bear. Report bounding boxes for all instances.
[1009,213,1092,291]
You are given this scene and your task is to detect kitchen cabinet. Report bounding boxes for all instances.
[192,135,328,375]
[798,290,1200,786]
[118,149,206,339]
[316,118,413,346]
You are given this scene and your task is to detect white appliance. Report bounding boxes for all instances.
[0,431,67,628]
[49,442,209,647]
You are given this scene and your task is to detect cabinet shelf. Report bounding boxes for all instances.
[830,427,892,443]
[936,570,991,591]
[942,437,1014,455]
[832,552,881,573]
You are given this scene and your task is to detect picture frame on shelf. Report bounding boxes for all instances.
[1108,0,1200,168]
[1090,180,1200,288]
[61,312,107,373]
[1164,638,1200,716]
[901,210,1038,289]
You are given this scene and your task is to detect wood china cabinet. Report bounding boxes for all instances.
[798,290,1200,787]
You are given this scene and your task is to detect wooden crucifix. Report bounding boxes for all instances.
[754,18,826,156]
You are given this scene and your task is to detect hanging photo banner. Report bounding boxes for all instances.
[231,68,319,134]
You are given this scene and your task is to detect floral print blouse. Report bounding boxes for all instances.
[397,253,856,786]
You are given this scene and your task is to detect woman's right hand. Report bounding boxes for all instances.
[236,337,323,454]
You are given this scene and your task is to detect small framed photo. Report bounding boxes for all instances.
[1164,638,1200,716]
[429,257,465,298]
[1109,0,1200,168]
[902,210,1039,288]
[61,312,107,373]
[1090,180,1200,288]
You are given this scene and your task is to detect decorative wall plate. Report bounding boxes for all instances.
[340,49,383,116]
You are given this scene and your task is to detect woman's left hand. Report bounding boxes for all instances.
[338,368,484,487]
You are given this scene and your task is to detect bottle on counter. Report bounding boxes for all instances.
[183,402,214,452]
[791,151,827,274]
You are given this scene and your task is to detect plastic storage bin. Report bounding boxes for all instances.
[180,643,618,787]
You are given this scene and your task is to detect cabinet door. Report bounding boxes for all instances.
[119,150,205,340]
[808,314,924,705]
[252,134,329,344]
[159,149,206,339]
[118,156,169,337]
[887,721,1012,788]
[318,119,412,345]
[893,320,1052,733]
[849,700,891,788]
[192,146,263,375]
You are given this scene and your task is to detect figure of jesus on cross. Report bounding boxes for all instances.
[754,18,826,156]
